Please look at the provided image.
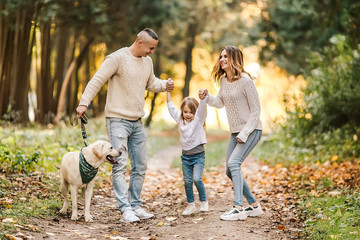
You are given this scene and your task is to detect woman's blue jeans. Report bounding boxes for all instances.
[226,130,262,206]
[106,117,147,212]
[181,152,207,203]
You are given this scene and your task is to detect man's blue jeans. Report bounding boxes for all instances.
[226,130,262,206]
[181,152,207,203]
[106,117,147,212]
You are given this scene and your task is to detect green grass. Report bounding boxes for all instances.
[298,191,360,239]
[0,174,62,239]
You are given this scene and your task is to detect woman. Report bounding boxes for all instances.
[199,46,263,221]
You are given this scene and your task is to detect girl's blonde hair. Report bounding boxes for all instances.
[211,46,253,86]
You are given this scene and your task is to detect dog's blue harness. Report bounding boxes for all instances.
[79,148,98,184]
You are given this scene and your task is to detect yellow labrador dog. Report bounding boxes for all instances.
[59,140,120,222]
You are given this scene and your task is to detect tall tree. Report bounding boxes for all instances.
[255,0,360,75]
[0,0,36,123]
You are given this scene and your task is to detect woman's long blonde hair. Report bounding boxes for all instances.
[211,46,252,86]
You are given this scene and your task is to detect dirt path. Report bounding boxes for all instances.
[17,145,295,240]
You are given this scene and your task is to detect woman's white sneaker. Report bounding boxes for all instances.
[244,204,264,217]
[220,206,247,221]
[199,201,209,212]
[182,202,196,215]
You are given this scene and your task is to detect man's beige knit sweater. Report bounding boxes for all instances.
[79,47,167,121]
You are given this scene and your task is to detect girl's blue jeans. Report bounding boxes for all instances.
[226,129,262,206]
[181,152,207,203]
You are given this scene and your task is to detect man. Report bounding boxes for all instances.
[76,28,174,223]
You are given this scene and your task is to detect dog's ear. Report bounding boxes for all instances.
[92,144,103,159]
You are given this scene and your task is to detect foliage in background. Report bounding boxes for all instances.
[254,35,360,165]
[256,0,360,75]
[252,33,360,239]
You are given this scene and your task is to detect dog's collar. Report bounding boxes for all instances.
[79,148,99,184]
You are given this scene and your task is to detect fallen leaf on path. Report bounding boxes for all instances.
[166,217,177,221]
[5,234,21,240]
[278,225,286,230]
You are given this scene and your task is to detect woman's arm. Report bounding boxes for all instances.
[237,78,261,142]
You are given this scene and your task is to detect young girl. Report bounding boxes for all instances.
[167,92,209,215]
[199,46,264,221]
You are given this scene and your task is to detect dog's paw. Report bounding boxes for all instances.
[59,208,67,215]
[71,214,79,221]
[84,214,93,222]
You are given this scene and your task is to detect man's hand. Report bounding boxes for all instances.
[76,105,88,119]
[198,88,208,100]
[166,78,175,92]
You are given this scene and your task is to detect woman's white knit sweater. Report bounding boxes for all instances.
[167,96,208,151]
[207,73,262,142]
[79,47,167,121]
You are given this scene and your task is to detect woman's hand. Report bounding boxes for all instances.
[236,137,244,143]
[198,88,208,100]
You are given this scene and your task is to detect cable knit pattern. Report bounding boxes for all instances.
[79,47,167,121]
[207,73,262,142]
[167,96,208,151]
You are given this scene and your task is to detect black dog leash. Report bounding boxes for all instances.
[70,110,89,147]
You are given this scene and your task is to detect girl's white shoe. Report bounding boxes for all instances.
[182,202,196,215]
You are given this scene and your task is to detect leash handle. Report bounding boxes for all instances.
[80,114,88,147]
[70,109,89,147]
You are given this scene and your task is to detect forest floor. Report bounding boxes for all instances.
[4,142,302,240]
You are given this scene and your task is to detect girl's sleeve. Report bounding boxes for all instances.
[237,78,261,142]
[167,101,181,124]
[196,95,208,125]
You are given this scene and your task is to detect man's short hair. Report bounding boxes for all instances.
[141,28,158,40]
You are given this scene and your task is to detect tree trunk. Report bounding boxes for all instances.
[55,37,94,123]
[0,29,13,118]
[8,2,35,123]
[53,23,70,110]
[145,47,162,127]
[0,2,11,117]
[36,20,53,124]
[182,22,197,99]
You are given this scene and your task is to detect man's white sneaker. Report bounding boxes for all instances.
[133,207,154,220]
[121,208,140,223]
[182,202,196,216]
[199,201,209,212]
[220,206,247,221]
[245,204,264,217]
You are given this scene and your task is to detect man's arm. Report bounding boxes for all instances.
[76,55,119,118]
